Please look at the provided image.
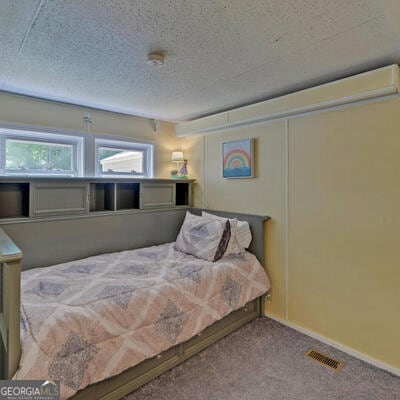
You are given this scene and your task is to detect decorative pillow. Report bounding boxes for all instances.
[235,220,252,249]
[175,212,231,262]
[202,211,252,252]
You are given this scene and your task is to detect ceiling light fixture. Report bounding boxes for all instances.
[147,52,165,66]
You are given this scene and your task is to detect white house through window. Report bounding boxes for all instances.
[96,139,153,177]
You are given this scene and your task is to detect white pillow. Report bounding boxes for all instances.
[175,212,231,262]
[202,211,252,252]
[235,220,252,249]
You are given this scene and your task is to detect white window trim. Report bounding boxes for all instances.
[0,127,83,176]
[95,138,154,178]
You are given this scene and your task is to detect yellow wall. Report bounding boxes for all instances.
[202,122,287,317]
[179,135,204,207]
[288,98,400,369]
[198,97,400,371]
[0,92,180,178]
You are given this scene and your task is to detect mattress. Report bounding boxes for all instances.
[14,243,270,399]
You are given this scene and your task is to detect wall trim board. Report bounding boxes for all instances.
[175,65,400,136]
[177,93,400,138]
[284,119,289,320]
[201,135,206,207]
[176,92,400,136]
[264,314,400,378]
[392,60,400,91]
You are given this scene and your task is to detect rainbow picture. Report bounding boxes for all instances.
[223,139,254,178]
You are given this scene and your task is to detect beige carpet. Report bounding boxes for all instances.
[124,318,400,400]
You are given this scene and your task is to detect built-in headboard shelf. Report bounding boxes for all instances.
[0,178,195,222]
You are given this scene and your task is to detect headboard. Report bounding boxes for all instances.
[0,208,270,270]
[0,209,186,270]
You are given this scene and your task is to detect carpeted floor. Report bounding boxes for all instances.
[124,318,400,400]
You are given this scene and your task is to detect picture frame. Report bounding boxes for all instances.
[223,138,254,179]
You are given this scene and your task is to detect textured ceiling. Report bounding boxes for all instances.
[1,0,400,122]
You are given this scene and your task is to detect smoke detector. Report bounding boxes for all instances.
[147,52,165,66]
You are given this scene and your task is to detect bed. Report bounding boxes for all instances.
[0,208,270,400]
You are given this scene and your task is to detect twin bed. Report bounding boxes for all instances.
[0,208,270,400]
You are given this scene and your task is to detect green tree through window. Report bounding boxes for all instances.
[5,139,73,171]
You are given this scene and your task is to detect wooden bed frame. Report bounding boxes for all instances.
[0,207,270,400]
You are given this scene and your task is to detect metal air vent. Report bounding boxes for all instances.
[306,349,343,371]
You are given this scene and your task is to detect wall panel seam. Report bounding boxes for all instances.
[285,119,289,320]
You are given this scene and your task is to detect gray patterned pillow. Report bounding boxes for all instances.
[175,212,231,262]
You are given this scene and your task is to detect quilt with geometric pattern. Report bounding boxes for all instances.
[14,243,270,399]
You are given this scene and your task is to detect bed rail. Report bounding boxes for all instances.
[0,228,22,379]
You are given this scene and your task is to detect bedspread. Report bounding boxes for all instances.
[14,243,270,399]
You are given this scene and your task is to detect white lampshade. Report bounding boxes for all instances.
[171,151,184,161]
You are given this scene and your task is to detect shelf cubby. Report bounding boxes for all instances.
[175,182,190,206]
[0,183,29,219]
[90,183,115,212]
[116,183,140,210]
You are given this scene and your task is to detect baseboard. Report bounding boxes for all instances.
[264,313,400,377]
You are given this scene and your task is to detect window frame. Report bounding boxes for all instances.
[0,125,155,179]
[95,138,154,178]
[0,128,83,176]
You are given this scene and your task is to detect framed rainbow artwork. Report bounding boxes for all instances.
[223,138,254,178]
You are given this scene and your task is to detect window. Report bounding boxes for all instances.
[0,129,82,176]
[5,139,73,172]
[0,127,153,178]
[95,139,153,177]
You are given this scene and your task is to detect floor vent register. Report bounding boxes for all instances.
[306,349,343,371]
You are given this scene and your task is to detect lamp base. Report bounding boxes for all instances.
[171,175,188,179]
